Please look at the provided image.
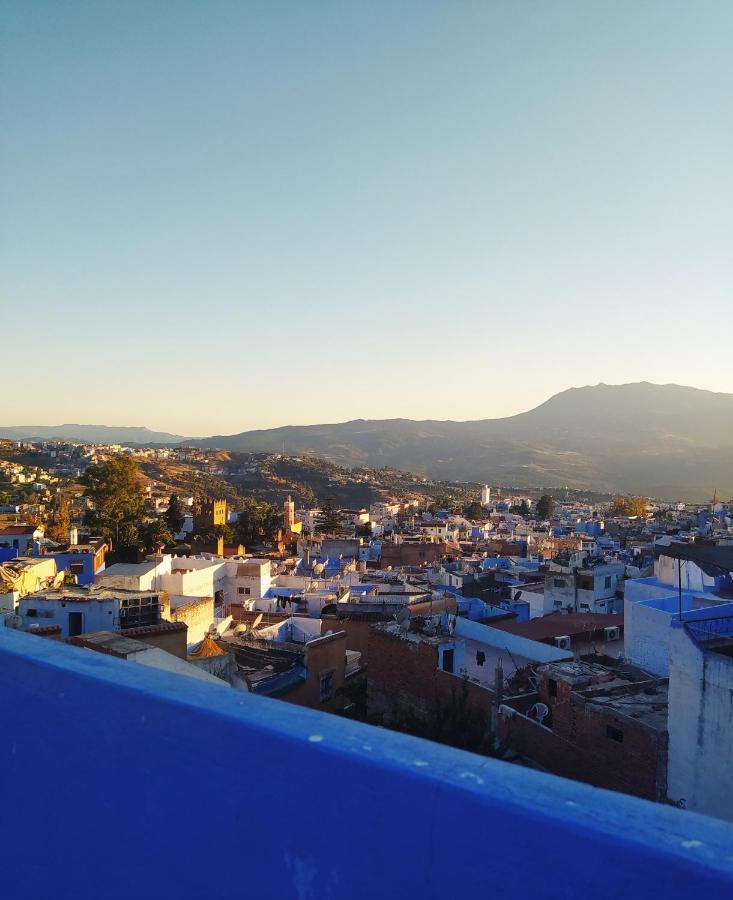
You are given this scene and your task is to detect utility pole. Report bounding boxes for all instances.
[491,657,504,751]
[678,555,683,622]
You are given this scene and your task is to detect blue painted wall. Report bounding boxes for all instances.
[34,550,99,584]
[0,628,732,900]
[500,598,530,622]
[0,547,18,564]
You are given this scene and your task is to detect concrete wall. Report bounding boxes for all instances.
[1,627,732,899]
[656,556,714,592]
[97,558,171,592]
[19,596,119,636]
[624,597,676,676]
[453,617,572,664]
[624,595,733,677]
[667,625,733,821]
[124,624,188,658]
[160,566,221,599]
[168,596,214,645]
[545,571,576,611]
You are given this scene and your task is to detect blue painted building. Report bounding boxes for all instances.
[0,547,18,564]
[33,550,98,585]
[31,539,108,586]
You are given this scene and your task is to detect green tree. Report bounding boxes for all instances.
[140,519,173,553]
[316,497,342,533]
[164,493,185,535]
[536,494,556,520]
[463,500,485,520]
[47,494,71,544]
[509,501,529,516]
[82,457,146,548]
[234,498,282,546]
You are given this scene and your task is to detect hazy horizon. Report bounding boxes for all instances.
[3,2,732,434]
[0,380,730,437]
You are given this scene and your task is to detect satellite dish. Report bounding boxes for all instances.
[234,624,248,635]
[4,613,23,630]
[252,613,263,630]
[314,563,325,575]
[529,702,549,724]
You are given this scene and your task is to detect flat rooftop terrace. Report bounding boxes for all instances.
[0,627,732,899]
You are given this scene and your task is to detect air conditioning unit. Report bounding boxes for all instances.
[554,635,571,650]
[604,625,621,641]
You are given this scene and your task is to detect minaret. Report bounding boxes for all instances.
[284,495,295,534]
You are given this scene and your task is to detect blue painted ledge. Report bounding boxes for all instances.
[1,628,732,900]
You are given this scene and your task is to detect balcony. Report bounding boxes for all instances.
[0,626,732,899]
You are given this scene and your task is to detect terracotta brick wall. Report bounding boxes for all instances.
[285,631,347,712]
[367,628,496,723]
[320,617,374,662]
[501,699,668,801]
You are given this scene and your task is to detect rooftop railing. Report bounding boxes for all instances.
[0,626,732,899]
[686,614,733,645]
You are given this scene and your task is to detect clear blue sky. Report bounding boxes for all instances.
[2,1,731,436]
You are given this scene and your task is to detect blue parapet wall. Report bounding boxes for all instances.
[0,628,732,900]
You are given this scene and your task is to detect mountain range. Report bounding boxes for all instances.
[192,383,733,500]
[0,424,187,445]
[4,383,731,499]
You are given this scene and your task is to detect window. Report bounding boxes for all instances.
[25,608,38,618]
[442,648,455,674]
[604,576,612,589]
[547,678,558,697]
[553,578,565,588]
[606,725,624,743]
[69,563,84,575]
[476,650,485,667]
[319,670,335,703]
[237,587,251,595]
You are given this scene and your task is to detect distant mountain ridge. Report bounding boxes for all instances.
[191,383,733,500]
[5,384,731,498]
[0,424,187,445]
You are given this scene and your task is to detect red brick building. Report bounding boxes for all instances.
[379,541,452,568]
[500,660,668,801]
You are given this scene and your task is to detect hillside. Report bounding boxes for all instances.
[191,383,733,500]
[0,424,187,445]
[139,452,483,509]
